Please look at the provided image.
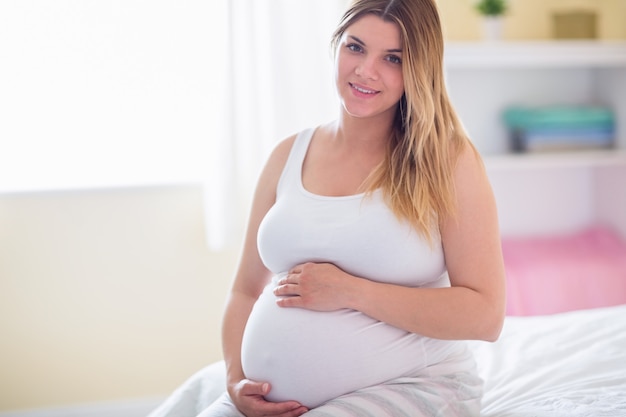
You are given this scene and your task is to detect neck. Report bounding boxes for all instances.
[334,110,395,151]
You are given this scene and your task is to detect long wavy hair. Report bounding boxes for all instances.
[331,0,473,243]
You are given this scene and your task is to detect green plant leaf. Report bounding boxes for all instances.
[475,0,507,16]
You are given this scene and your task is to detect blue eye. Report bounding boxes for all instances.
[387,55,402,64]
[347,43,364,53]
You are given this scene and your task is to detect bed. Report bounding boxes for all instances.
[148,303,626,417]
[470,304,626,416]
[149,228,626,417]
[469,227,626,415]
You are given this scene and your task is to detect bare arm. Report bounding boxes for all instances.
[275,144,506,342]
[221,135,308,416]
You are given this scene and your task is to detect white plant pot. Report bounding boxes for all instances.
[482,16,503,41]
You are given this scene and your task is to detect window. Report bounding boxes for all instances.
[0,1,226,192]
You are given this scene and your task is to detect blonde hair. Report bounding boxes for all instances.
[331,0,473,243]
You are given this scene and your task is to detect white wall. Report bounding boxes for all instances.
[0,186,238,412]
[487,165,596,238]
[596,164,626,238]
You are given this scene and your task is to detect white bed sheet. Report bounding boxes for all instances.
[468,304,626,417]
[149,304,626,417]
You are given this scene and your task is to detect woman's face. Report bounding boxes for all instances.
[335,14,404,123]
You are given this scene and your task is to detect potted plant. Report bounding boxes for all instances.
[475,0,507,16]
[475,0,507,41]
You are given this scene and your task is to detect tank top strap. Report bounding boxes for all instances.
[276,128,315,196]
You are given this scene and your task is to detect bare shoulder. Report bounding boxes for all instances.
[269,134,297,166]
[454,140,485,175]
[259,133,298,187]
[451,140,491,197]
[250,133,300,211]
[442,139,497,234]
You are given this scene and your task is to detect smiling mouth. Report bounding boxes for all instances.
[350,83,379,95]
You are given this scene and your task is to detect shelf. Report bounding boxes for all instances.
[484,149,626,171]
[444,41,626,69]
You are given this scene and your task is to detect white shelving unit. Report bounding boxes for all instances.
[444,40,626,156]
[445,41,626,69]
[443,41,626,239]
[484,149,626,171]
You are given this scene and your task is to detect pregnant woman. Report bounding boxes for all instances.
[201,0,506,415]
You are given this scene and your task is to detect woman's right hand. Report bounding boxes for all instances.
[229,379,308,417]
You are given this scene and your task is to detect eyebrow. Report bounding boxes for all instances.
[348,35,402,53]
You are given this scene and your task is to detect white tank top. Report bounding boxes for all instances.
[241,128,476,408]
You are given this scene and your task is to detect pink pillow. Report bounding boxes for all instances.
[502,226,626,316]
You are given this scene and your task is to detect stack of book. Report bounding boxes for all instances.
[503,105,615,152]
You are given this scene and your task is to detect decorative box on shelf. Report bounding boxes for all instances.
[503,105,615,153]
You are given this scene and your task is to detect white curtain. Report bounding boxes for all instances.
[204,0,347,250]
[0,1,223,192]
[0,0,346,249]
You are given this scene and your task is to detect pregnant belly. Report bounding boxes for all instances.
[240,277,426,409]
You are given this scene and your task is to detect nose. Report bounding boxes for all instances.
[355,57,379,80]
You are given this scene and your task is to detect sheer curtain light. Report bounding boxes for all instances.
[0,0,225,192]
[0,0,346,249]
[204,0,345,250]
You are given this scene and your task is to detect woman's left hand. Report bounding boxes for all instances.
[273,262,353,311]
